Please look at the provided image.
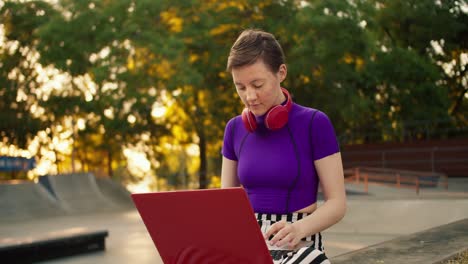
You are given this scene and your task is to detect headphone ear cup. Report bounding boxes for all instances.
[265,105,289,130]
[264,87,292,130]
[241,108,257,132]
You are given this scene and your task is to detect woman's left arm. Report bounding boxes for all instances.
[267,152,346,248]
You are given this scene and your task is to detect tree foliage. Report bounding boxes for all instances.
[1,0,466,186]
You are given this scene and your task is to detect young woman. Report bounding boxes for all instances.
[221,29,346,264]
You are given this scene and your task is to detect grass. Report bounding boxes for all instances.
[444,250,468,264]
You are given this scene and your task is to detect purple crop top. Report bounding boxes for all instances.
[222,103,340,214]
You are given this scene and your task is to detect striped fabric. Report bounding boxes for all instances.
[256,213,330,264]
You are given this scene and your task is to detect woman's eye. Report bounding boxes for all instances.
[254,84,263,89]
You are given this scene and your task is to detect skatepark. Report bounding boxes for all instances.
[1,173,468,263]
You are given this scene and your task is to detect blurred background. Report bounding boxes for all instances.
[1,0,467,191]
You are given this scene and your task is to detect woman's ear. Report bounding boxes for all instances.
[278,64,287,82]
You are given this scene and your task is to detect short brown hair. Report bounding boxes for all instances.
[226,29,285,73]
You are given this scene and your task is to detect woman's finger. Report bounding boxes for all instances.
[274,232,294,248]
[264,220,286,240]
[269,222,293,246]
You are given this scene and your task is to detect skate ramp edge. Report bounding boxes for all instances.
[39,173,132,213]
[331,218,468,264]
[96,177,135,209]
[0,182,66,222]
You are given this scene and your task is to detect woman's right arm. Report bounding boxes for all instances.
[221,157,240,188]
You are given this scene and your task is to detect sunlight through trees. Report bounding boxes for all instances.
[1,0,467,190]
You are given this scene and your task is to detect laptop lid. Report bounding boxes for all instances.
[131,187,273,264]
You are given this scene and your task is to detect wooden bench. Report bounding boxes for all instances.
[0,229,108,263]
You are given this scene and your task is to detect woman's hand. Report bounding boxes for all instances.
[264,220,304,250]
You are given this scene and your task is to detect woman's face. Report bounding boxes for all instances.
[231,60,287,116]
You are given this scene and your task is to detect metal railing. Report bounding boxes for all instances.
[344,166,449,195]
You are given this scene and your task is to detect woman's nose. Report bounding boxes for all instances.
[245,88,257,101]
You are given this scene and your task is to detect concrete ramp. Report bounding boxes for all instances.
[0,182,66,222]
[96,177,135,209]
[39,173,122,213]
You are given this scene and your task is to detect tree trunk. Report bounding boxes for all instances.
[198,127,207,189]
[107,149,113,177]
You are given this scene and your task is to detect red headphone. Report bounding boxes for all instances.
[241,87,293,132]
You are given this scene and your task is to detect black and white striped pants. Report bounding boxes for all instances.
[256,213,330,264]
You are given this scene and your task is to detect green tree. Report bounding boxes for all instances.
[286,0,376,143]
[365,0,467,141]
[0,1,57,148]
[2,0,466,185]
[36,0,177,179]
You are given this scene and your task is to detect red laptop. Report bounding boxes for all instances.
[131,187,273,264]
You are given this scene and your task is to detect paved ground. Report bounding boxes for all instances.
[1,177,467,263]
[325,179,468,258]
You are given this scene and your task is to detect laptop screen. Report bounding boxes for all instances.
[132,187,273,264]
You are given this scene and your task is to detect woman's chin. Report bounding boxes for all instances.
[251,110,265,117]
[249,107,266,116]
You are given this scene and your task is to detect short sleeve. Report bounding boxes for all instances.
[221,117,238,161]
[310,111,340,160]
